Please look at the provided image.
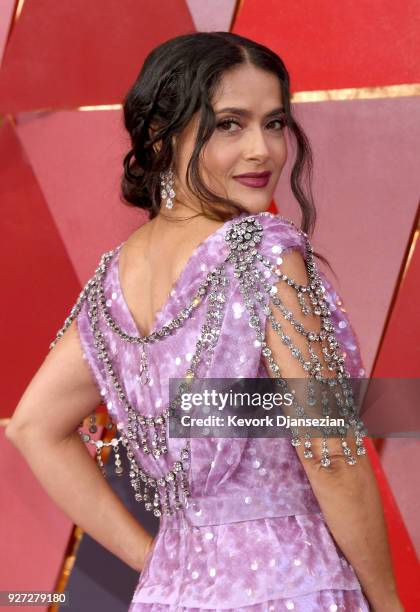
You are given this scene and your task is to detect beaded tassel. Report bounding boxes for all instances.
[113,265,228,517]
[138,345,150,385]
[92,248,222,459]
[49,245,229,517]
[224,216,367,467]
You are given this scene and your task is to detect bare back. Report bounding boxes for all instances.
[118,215,225,337]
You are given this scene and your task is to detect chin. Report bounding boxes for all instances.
[240,201,272,216]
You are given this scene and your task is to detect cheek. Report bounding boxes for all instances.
[279,134,288,162]
[201,144,236,181]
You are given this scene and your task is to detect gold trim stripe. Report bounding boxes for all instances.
[50,526,84,612]
[402,228,419,285]
[75,84,420,112]
[1,81,418,119]
[53,83,413,114]
[292,83,420,102]
[15,0,25,21]
[78,104,122,111]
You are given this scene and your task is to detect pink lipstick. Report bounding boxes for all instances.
[233,171,271,188]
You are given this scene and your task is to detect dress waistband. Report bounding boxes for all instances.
[160,484,322,529]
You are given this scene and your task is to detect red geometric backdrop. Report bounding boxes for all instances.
[0,0,419,609]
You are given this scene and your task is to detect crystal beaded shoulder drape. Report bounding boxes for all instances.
[50,211,371,611]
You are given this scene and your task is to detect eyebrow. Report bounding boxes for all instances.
[215,106,285,117]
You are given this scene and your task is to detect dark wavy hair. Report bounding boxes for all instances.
[120,31,332,271]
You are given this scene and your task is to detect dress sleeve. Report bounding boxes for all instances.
[47,250,122,479]
[76,296,108,401]
[318,269,365,379]
[254,215,368,469]
[48,252,109,407]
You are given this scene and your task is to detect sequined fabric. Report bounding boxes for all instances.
[76,212,370,611]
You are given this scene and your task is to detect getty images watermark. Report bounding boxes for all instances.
[167,377,420,439]
[180,413,345,429]
[178,389,344,430]
[168,379,354,439]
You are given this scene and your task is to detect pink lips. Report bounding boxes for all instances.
[233,171,271,188]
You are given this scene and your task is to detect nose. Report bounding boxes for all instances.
[244,127,270,161]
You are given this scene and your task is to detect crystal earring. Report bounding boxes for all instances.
[160,168,176,209]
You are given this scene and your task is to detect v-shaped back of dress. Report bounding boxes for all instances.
[114,214,248,339]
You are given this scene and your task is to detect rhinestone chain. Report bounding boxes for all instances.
[224,216,367,468]
[50,246,229,517]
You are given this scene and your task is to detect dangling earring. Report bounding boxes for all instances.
[160,168,176,209]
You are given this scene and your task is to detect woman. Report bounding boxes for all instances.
[7,32,403,611]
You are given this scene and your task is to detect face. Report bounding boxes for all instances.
[172,63,287,216]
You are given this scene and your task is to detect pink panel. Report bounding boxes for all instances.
[15,109,145,284]
[381,439,420,557]
[0,0,15,66]
[0,0,195,112]
[186,0,236,32]
[0,429,73,607]
[274,95,420,373]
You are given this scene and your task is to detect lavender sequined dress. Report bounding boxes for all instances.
[76,212,370,611]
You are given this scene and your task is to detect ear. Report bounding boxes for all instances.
[150,125,177,155]
[149,122,162,154]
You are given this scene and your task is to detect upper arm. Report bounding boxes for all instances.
[6,315,104,443]
[263,249,321,378]
[261,244,367,473]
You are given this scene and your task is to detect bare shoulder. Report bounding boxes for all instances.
[278,248,309,284]
[122,219,153,251]
[118,219,155,277]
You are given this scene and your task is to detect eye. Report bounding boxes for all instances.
[269,117,287,130]
[216,118,241,132]
[216,117,287,133]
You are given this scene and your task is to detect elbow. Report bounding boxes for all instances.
[5,419,33,446]
[5,421,21,442]
[6,398,42,444]
[6,416,79,447]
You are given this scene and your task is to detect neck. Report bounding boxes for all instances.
[153,196,229,229]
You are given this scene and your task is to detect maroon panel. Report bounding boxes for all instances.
[0,0,195,113]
